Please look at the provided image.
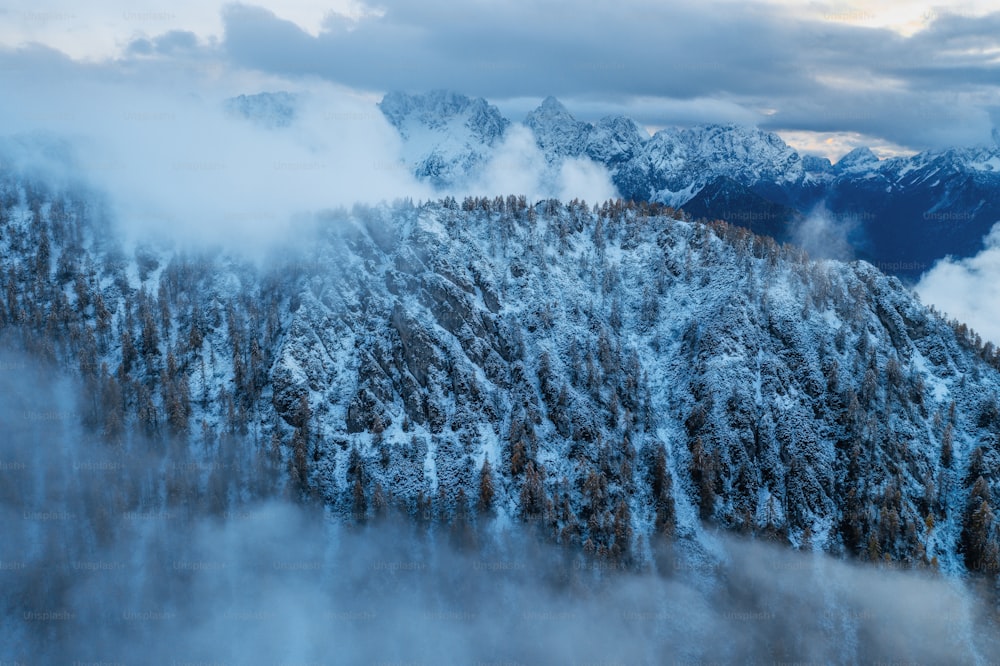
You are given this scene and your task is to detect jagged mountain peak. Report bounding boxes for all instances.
[524,96,592,159]
[595,113,647,135]
[379,90,507,137]
[681,123,797,156]
[377,90,509,187]
[380,89,476,117]
[834,146,880,171]
[642,122,804,203]
[802,154,833,173]
[533,95,572,116]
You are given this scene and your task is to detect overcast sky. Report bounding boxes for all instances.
[1,0,999,159]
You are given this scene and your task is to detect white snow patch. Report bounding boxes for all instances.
[912,349,949,403]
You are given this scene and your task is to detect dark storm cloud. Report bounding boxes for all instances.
[219,1,1000,150]
[735,7,999,149]
[220,2,818,99]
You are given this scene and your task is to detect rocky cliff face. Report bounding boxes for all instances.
[4,169,999,576]
[377,90,510,188]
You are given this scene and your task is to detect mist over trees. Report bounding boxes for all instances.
[2,340,998,664]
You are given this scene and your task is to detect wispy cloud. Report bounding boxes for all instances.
[916,222,1000,345]
[0,47,434,252]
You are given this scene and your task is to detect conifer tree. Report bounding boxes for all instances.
[520,461,546,522]
[651,445,676,536]
[611,497,633,563]
[372,482,388,520]
[352,478,367,521]
[962,477,999,574]
[478,456,495,513]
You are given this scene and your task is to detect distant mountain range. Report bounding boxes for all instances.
[368,91,1000,279]
[226,90,1000,278]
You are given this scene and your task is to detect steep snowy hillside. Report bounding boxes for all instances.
[4,169,1000,580]
[278,197,1000,576]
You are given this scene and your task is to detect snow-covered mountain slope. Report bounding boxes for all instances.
[377,90,510,188]
[831,146,881,176]
[821,144,1000,275]
[4,169,1000,578]
[642,123,807,205]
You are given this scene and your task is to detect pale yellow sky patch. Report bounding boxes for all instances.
[777,129,918,160]
[752,0,997,36]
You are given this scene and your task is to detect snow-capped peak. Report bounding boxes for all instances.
[642,123,805,202]
[530,95,574,119]
[833,146,880,174]
[524,96,592,160]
